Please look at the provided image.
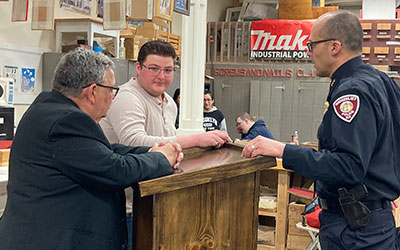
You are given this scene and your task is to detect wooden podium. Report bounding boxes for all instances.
[132,143,276,250]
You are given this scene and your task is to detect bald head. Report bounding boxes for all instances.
[308,10,363,77]
[316,10,363,54]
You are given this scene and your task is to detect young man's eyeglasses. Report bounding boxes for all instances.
[82,83,119,97]
[306,38,336,52]
[141,64,176,76]
[235,120,242,126]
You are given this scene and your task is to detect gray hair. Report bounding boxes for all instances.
[52,48,114,97]
[319,10,363,53]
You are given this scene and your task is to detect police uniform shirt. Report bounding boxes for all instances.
[282,56,400,201]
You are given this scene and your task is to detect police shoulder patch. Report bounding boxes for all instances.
[333,94,360,123]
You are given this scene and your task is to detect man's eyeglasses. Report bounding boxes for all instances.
[235,121,242,126]
[141,64,176,76]
[306,38,336,52]
[83,83,119,97]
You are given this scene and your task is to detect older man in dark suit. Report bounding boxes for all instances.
[0,48,183,250]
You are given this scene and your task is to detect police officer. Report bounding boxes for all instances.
[242,10,400,249]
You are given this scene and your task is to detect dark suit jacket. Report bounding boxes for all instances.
[0,91,173,250]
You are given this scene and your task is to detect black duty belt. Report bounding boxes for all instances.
[318,198,390,213]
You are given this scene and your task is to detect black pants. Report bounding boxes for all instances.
[319,203,396,250]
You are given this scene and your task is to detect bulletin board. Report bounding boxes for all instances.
[0,42,49,104]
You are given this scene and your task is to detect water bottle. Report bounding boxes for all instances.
[119,38,126,59]
[292,130,299,145]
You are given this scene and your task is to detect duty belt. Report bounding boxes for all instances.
[318,198,390,213]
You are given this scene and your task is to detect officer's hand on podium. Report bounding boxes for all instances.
[241,136,285,159]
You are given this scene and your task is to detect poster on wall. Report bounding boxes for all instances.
[155,0,173,21]
[21,68,35,92]
[60,0,91,14]
[3,65,18,91]
[31,0,55,30]
[12,0,29,21]
[103,0,126,30]
[250,19,314,60]
[173,0,190,16]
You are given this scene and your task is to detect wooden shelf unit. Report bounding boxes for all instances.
[258,143,317,250]
[259,208,277,217]
[257,244,276,249]
[258,160,291,250]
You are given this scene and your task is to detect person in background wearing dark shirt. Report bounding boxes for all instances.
[173,88,180,128]
[242,10,400,249]
[203,90,227,132]
[235,112,274,140]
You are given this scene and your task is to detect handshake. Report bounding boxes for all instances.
[149,141,184,170]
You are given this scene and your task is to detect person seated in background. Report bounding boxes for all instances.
[203,90,227,132]
[0,48,182,250]
[173,88,180,128]
[236,112,274,140]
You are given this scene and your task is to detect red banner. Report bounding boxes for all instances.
[250,19,314,60]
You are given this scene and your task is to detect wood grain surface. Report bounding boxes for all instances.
[138,143,276,197]
[133,143,275,250]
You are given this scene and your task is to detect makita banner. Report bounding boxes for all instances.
[251,19,314,60]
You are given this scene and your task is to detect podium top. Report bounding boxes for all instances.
[138,143,276,197]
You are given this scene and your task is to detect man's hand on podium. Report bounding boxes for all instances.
[197,130,232,148]
[149,141,184,169]
[241,136,285,159]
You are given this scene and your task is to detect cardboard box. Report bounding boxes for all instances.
[125,35,149,60]
[288,218,309,236]
[136,22,157,39]
[120,27,137,37]
[288,202,305,221]
[312,6,339,19]
[286,234,311,249]
[128,0,153,21]
[257,225,275,246]
[373,65,390,72]
[61,44,92,53]
[0,149,10,166]
[135,23,182,56]
[279,0,313,20]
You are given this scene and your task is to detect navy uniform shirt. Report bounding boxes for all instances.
[283,56,400,201]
